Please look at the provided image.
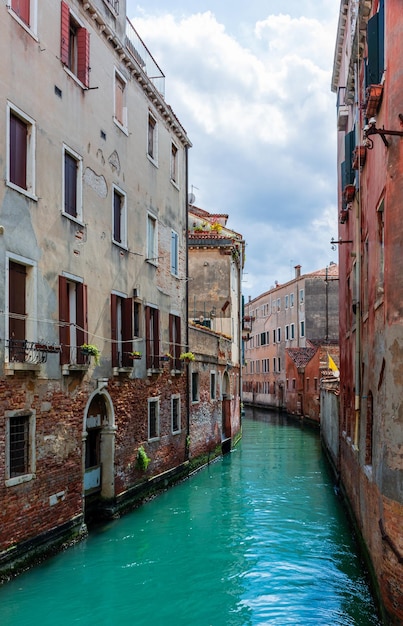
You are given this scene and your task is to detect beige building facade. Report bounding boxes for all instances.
[0,0,192,576]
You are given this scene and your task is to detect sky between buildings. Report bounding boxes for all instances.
[127,0,340,298]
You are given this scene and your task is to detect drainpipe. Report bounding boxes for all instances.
[353,63,361,449]
[185,145,190,458]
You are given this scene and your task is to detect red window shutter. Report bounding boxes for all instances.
[77,27,90,87]
[9,114,27,190]
[153,309,160,362]
[76,283,87,363]
[9,262,26,362]
[122,297,133,367]
[145,306,151,368]
[111,294,118,367]
[12,0,30,26]
[60,1,70,66]
[58,276,69,365]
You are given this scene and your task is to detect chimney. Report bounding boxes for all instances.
[295,264,301,279]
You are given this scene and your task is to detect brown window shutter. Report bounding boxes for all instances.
[153,309,160,362]
[60,1,70,66]
[12,0,30,25]
[111,294,118,367]
[10,114,27,190]
[113,191,121,243]
[122,297,133,367]
[76,282,87,363]
[58,276,69,365]
[77,27,90,87]
[115,77,124,124]
[9,262,26,362]
[145,306,151,368]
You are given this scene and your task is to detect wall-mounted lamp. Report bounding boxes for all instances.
[363,114,403,149]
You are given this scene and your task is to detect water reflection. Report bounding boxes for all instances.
[0,408,381,625]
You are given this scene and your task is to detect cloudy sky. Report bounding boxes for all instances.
[126,0,340,299]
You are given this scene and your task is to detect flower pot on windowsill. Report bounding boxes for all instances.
[343,184,355,203]
[352,145,366,170]
[128,352,142,360]
[365,83,383,118]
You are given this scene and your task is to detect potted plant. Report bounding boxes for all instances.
[129,351,142,360]
[179,351,195,363]
[136,445,151,471]
[80,343,101,365]
[211,221,222,233]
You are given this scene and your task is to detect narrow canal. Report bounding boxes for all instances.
[0,409,381,625]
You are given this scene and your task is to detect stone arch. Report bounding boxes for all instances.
[83,387,116,500]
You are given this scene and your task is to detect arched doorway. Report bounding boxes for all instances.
[83,389,115,504]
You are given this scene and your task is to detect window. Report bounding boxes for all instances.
[285,295,289,309]
[59,275,88,365]
[5,411,36,486]
[7,256,37,363]
[306,378,310,391]
[169,314,181,370]
[145,306,160,369]
[285,325,289,341]
[171,395,181,433]
[277,327,281,342]
[299,289,304,304]
[210,371,216,400]
[112,186,127,247]
[148,398,160,440]
[292,378,296,390]
[111,293,133,368]
[114,70,127,132]
[171,230,179,276]
[103,0,119,15]
[7,103,36,198]
[365,3,384,87]
[147,112,158,162]
[290,323,295,339]
[277,298,280,311]
[273,358,276,372]
[171,142,178,184]
[300,320,305,337]
[191,371,199,403]
[63,145,83,221]
[60,1,90,87]
[260,332,266,346]
[9,0,37,33]
[147,214,158,263]
[277,358,281,372]
[273,329,276,344]
[290,293,294,307]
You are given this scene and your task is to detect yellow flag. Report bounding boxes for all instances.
[328,354,339,375]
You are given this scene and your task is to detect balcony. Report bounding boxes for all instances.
[125,18,165,97]
[5,339,61,374]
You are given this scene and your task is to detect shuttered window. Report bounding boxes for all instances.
[10,113,27,190]
[111,294,133,368]
[169,314,181,369]
[145,306,160,369]
[366,1,384,87]
[60,0,90,88]
[9,261,26,362]
[11,0,30,25]
[64,152,77,216]
[59,276,88,365]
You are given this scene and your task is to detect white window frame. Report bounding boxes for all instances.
[5,410,36,487]
[6,101,37,200]
[299,289,304,303]
[5,252,37,362]
[191,371,200,403]
[290,293,294,307]
[277,327,281,342]
[146,213,158,264]
[285,325,289,341]
[148,397,160,441]
[8,0,38,39]
[62,143,83,223]
[285,295,289,309]
[113,68,128,134]
[112,184,127,248]
[171,230,179,276]
[300,320,305,337]
[171,394,181,434]
[147,111,158,165]
[291,323,295,339]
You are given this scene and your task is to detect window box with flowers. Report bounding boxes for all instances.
[179,351,195,363]
[80,344,101,365]
[129,351,142,360]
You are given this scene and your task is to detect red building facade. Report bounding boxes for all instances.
[332,1,403,622]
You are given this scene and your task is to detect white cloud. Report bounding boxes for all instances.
[130,5,339,297]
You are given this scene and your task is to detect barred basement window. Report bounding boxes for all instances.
[148,398,160,440]
[6,410,36,486]
[171,395,180,433]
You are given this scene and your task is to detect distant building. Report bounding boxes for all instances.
[330,1,403,622]
[243,264,339,421]
[0,0,192,576]
[188,205,245,452]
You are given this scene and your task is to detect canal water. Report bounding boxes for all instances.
[0,409,381,626]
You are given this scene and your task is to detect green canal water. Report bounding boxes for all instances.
[0,409,381,625]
